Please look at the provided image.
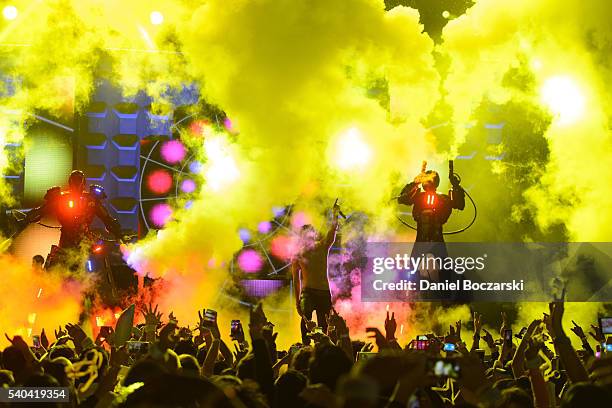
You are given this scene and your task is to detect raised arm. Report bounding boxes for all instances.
[23,186,59,226]
[397,182,420,205]
[291,260,302,316]
[549,300,589,383]
[324,203,340,247]
[95,201,122,240]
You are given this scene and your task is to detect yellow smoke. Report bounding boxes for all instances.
[0,253,86,347]
[441,0,612,242]
[125,0,439,326]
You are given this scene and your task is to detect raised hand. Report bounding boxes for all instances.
[570,321,586,340]
[249,303,268,339]
[328,310,349,338]
[455,320,462,341]
[168,312,178,325]
[548,295,565,339]
[303,318,317,332]
[366,327,389,350]
[500,312,508,338]
[473,313,482,336]
[361,342,374,352]
[40,329,49,350]
[446,324,460,344]
[589,324,605,344]
[65,323,88,345]
[142,303,163,328]
[384,311,397,341]
[233,342,249,363]
[525,319,542,338]
[54,326,67,340]
[482,329,495,349]
[525,338,543,362]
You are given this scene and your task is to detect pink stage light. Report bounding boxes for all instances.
[160,140,186,164]
[150,203,173,228]
[223,117,233,131]
[237,249,263,273]
[291,211,311,229]
[258,221,272,234]
[180,179,197,193]
[270,235,299,261]
[147,169,173,194]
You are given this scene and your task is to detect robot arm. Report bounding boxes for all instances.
[448,161,465,210]
[95,203,122,240]
[90,185,122,240]
[22,186,60,226]
[449,185,465,210]
[397,182,420,205]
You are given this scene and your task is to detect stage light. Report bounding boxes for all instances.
[237,249,264,273]
[540,75,585,125]
[270,235,299,261]
[180,179,197,193]
[147,169,173,194]
[442,10,450,19]
[334,127,372,170]
[204,137,240,191]
[189,160,202,174]
[3,5,18,21]
[530,58,542,71]
[160,140,186,164]
[258,221,272,234]
[150,11,164,25]
[93,245,103,254]
[272,206,286,217]
[150,203,173,228]
[239,228,251,243]
[68,200,74,208]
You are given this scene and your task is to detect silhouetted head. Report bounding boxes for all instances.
[422,170,440,192]
[32,254,45,269]
[561,382,610,408]
[300,224,319,249]
[68,170,85,192]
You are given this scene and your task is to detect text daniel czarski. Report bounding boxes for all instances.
[370,254,524,292]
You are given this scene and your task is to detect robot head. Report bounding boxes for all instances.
[68,170,86,192]
[421,170,440,191]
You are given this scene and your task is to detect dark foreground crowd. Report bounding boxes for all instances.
[2,299,612,408]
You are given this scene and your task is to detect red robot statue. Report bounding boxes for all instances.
[20,170,123,269]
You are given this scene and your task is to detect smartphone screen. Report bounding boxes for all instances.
[32,335,41,348]
[599,317,612,335]
[127,341,150,353]
[204,309,217,324]
[230,320,242,338]
[443,343,456,352]
[357,352,377,361]
[416,340,428,350]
